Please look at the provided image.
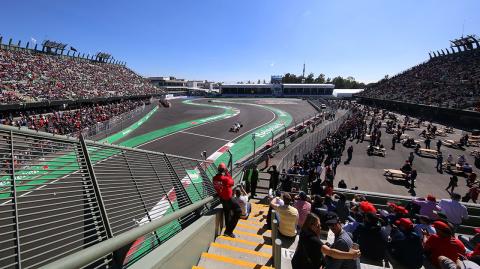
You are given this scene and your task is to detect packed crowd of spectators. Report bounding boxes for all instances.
[358,49,480,110]
[0,48,163,104]
[258,105,479,268]
[0,98,148,135]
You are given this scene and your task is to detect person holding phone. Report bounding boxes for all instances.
[292,213,360,269]
[213,163,241,238]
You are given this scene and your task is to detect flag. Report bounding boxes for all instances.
[31,37,37,43]
[70,46,77,52]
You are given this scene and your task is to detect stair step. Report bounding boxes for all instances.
[198,252,273,269]
[216,236,272,252]
[234,223,271,237]
[208,242,272,265]
[230,230,272,245]
[238,219,266,227]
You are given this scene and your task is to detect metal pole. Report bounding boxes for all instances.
[274,239,282,269]
[79,136,114,239]
[227,149,233,174]
[10,131,22,268]
[252,133,256,161]
[283,124,287,146]
[271,130,274,146]
[122,151,161,244]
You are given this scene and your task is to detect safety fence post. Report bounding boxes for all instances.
[9,131,22,268]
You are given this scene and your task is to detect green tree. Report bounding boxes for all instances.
[314,73,326,83]
[306,73,315,83]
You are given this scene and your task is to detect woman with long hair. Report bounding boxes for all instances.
[292,213,360,269]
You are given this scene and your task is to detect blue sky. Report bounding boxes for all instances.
[1,0,479,83]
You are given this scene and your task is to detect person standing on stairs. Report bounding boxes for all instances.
[267,165,280,191]
[213,162,241,238]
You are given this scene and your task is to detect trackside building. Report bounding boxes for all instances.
[220,83,334,97]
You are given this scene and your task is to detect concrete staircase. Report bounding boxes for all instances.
[195,203,274,269]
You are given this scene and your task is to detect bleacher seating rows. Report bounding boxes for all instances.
[358,49,480,110]
[0,48,162,104]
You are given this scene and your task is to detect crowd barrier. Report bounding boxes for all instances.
[78,103,148,139]
[277,111,352,172]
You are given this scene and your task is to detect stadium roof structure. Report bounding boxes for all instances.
[42,40,67,50]
[96,52,112,60]
[450,35,479,50]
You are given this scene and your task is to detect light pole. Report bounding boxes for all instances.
[270,130,274,147]
[252,133,256,160]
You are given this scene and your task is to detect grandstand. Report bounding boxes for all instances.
[0,37,163,104]
[358,36,480,110]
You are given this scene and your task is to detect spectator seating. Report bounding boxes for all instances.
[358,49,480,110]
[0,48,162,104]
[0,98,148,135]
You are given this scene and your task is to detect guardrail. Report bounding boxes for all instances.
[0,124,219,268]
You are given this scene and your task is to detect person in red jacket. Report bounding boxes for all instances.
[213,163,241,238]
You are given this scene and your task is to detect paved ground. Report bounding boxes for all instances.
[335,115,479,200]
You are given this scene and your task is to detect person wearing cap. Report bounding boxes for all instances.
[424,221,466,268]
[292,213,361,269]
[294,191,311,228]
[389,218,424,269]
[439,193,469,229]
[324,212,360,269]
[413,195,441,220]
[213,162,241,238]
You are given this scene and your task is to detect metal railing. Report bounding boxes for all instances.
[77,103,149,140]
[277,111,352,172]
[0,124,219,269]
[234,112,326,176]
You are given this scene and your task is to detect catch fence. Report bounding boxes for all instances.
[0,125,218,269]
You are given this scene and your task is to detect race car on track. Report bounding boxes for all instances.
[229,122,243,133]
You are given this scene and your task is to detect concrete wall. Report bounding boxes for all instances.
[358,97,480,131]
[129,209,223,269]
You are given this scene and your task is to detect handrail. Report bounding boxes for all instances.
[0,124,212,164]
[40,196,215,269]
